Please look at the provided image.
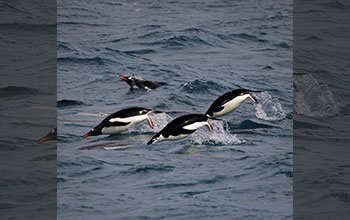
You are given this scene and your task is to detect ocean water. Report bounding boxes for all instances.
[294,0,350,219]
[58,0,293,219]
[0,0,57,219]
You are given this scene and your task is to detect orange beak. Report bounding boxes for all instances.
[38,137,50,143]
[83,133,92,138]
[120,75,128,81]
[147,114,154,129]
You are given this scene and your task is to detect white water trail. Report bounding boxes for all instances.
[254,91,286,121]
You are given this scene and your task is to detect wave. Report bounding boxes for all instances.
[138,34,213,48]
[58,21,108,27]
[217,33,268,43]
[234,119,274,130]
[273,42,292,49]
[123,49,156,55]
[57,57,113,65]
[121,164,174,175]
[165,35,213,47]
[0,86,41,97]
[181,79,227,94]
[57,41,76,52]
[57,99,86,108]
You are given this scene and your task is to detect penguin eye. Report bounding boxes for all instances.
[91,128,94,131]
[140,110,147,114]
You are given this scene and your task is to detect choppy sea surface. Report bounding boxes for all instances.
[0,0,56,219]
[58,0,293,219]
[294,0,350,219]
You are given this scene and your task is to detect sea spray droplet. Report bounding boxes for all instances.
[294,72,339,117]
[190,120,243,145]
[254,92,285,121]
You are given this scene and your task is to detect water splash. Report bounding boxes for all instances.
[294,72,339,117]
[190,120,243,145]
[128,112,173,133]
[254,91,285,121]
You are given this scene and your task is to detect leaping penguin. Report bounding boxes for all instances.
[147,114,214,145]
[205,89,262,117]
[83,107,159,138]
[38,127,57,143]
[119,75,162,91]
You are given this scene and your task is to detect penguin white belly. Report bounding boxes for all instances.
[102,116,146,134]
[215,95,249,116]
[183,121,208,130]
[109,115,147,123]
[101,123,133,134]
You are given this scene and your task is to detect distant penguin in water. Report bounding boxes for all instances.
[119,75,162,91]
[83,107,160,138]
[205,89,262,117]
[147,114,215,145]
[38,127,57,143]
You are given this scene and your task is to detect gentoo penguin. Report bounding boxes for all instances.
[147,114,214,145]
[38,127,57,143]
[119,75,162,91]
[205,89,261,117]
[83,107,158,138]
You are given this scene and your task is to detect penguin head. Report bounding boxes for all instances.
[82,127,102,138]
[38,127,57,143]
[120,75,139,87]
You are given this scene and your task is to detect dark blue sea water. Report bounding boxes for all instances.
[0,0,57,219]
[58,0,293,219]
[294,0,350,219]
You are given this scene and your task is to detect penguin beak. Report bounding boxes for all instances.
[119,75,128,81]
[207,122,213,132]
[38,136,51,143]
[83,132,92,138]
[146,114,154,129]
[248,94,258,104]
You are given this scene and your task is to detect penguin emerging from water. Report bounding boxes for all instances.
[205,89,262,117]
[83,107,160,138]
[38,127,57,143]
[119,75,163,91]
[147,114,215,145]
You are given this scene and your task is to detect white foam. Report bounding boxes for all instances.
[254,91,286,121]
[190,120,243,145]
[294,73,339,117]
